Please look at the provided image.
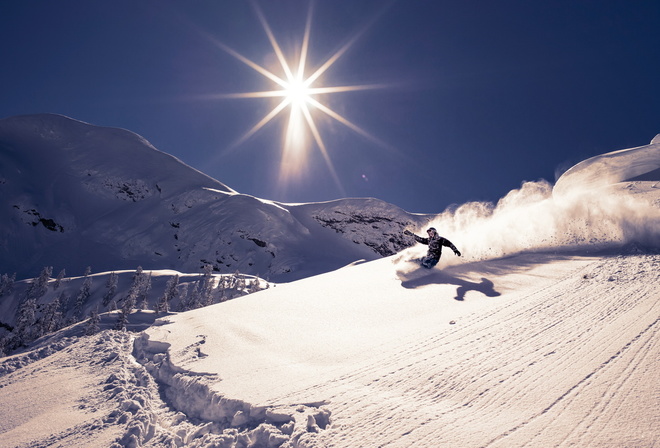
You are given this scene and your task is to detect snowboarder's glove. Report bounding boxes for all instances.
[454,249,461,257]
[403,230,413,236]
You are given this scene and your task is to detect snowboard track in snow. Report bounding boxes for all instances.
[0,329,331,448]
[132,332,332,447]
[262,253,660,447]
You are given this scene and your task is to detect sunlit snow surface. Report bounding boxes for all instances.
[554,134,660,196]
[1,136,659,447]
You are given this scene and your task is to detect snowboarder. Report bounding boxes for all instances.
[404,227,461,269]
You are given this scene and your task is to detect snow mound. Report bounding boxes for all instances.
[554,137,660,195]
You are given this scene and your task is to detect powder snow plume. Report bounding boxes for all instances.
[398,138,660,269]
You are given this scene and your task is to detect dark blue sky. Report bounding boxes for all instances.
[2,1,659,213]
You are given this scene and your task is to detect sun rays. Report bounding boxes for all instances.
[208,1,387,192]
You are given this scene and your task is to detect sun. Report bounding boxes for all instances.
[284,77,310,108]
[207,1,386,191]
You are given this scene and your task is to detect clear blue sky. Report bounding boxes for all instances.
[2,0,659,213]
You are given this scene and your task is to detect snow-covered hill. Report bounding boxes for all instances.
[1,251,658,447]
[0,114,429,282]
[0,131,658,447]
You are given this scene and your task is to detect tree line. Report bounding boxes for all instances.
[0,265,269,356]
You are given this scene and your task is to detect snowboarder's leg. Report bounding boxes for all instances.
[421,256,439,269]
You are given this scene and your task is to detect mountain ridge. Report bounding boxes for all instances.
[0,114,430,281]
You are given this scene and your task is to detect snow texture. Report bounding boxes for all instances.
[0,118,659,447]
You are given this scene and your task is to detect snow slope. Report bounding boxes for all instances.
[2,250,657,447]
[1,137,658,447]
[0,114,429,282]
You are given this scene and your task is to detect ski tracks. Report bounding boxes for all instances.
[281,254,659,447]
[1,254,657,447]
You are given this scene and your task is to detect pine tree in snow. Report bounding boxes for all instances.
[122,267,143,308]
[102,271,119,307]
[115,291,134,331]
[40,296,63,335]
[115,305,129,331]
[215,275,227,302]
[116,267,142,330]
[200,264,215,306]
[234,271,246,292]
[176,283,189,311]
[25,266,52,303]
[138,271,152,310]
[73,268,93,321]
[186,281,202,311]
[249,277,267,294]
[157,274,179,314]
[85,307,101,336]
[52,290,70,323]
[15,297,37,344]
[53,269,66,290]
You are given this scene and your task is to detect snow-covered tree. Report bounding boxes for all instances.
[233,271,246,292]
[177,283,189,311]
[84,307,101,336]
[40,296,63,335]
[138,271,152,310]
[102,271,119,307]
[200,264,215,306]
[115,306,129,331]
[53,269,66,290]
[248,277,263,294]
[25,266,52,302]
[15,297,37,344]
[185,281,202,311]
[55,289,69,313]
[115,290,134,330]
[215,275,227,302]
[73,268,93,321]
[157,274,179,314]
[116,267,142,330]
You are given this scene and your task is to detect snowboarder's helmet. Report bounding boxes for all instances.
[427,227,437,234]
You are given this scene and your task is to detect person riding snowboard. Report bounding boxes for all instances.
[404,227,461,269]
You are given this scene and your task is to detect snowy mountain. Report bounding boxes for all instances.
[0,127,658,447]
[0,114,430,282]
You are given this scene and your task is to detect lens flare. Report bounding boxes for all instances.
[206,1,389,192]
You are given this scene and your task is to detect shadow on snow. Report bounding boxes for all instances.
[400,270,501,301]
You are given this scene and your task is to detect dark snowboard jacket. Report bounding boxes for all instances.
[413,234,458,259]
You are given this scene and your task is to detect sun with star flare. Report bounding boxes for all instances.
[209,1,386,191]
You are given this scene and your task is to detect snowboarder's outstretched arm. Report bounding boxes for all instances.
[442,238,461,257]
[403,229,428,245]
